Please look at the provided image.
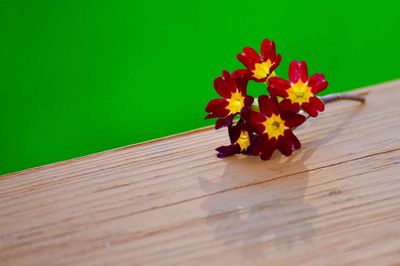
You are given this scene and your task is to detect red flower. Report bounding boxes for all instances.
[242,95,306,160]
[216,120,255,158]
[268,60,328,117]
[205,70,253,129]
[237,39,282,82]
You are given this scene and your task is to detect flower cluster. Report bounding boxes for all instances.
[205,39,328,160]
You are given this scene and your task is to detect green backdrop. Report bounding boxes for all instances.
[1,0,399,175]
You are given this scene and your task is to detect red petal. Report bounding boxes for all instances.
[216,144,241,158]
[258,95,272,117]
[243,47,260,59]
[278,130,301,156]
[277,137,293,156]
[228,125,241,143]
[242,109,265,124]
[260,39,273,61]
[302,102,318,117]
[258,95,279,117]
[284,113,306,128]
[205,98,228,113]
[231,71,249,95]
[289,60,301,83]
[251,136,264,156]
[309,73,328,94]
[270,96,280,115]
[222,70,237,94]
[260,138,277,160]
[285,130,301,150]
[206,105,230,119]
[213,76,231,98]
[268,77,290,97]
[215,119,225,129]
[279,98,292,112]
[299,60,308,82]
[237,47,260,69]
[279,98,300,114]
[270,41,277,61]
[309,73,324,85]
[310,96,325,112]
[215,114,234,129]
[252,144,262,156]
[232,69,250,78]
[289,131,301,150]
[244,96,254,107]
[270,54,281,72]
[251,123,266,135]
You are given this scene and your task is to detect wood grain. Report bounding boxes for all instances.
[1,80,400,266]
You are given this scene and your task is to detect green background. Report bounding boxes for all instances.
[1,1,399,175]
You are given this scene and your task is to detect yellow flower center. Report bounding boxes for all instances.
[262,114,286,140]
[287,80,313,105]
[226,91,245,114]
[252,60,273,79]
[236,130,250,151]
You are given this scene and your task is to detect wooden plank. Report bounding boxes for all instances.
[1,80,400,266]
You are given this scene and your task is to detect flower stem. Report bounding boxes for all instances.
[295,92,367,128]
[251,92,367,116]
[320,92,367,104]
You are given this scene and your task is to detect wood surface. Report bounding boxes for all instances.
[1,80,400,266]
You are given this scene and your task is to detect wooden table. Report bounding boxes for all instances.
[1,80,400,266]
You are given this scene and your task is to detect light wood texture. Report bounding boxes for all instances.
[1,80,400,266]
